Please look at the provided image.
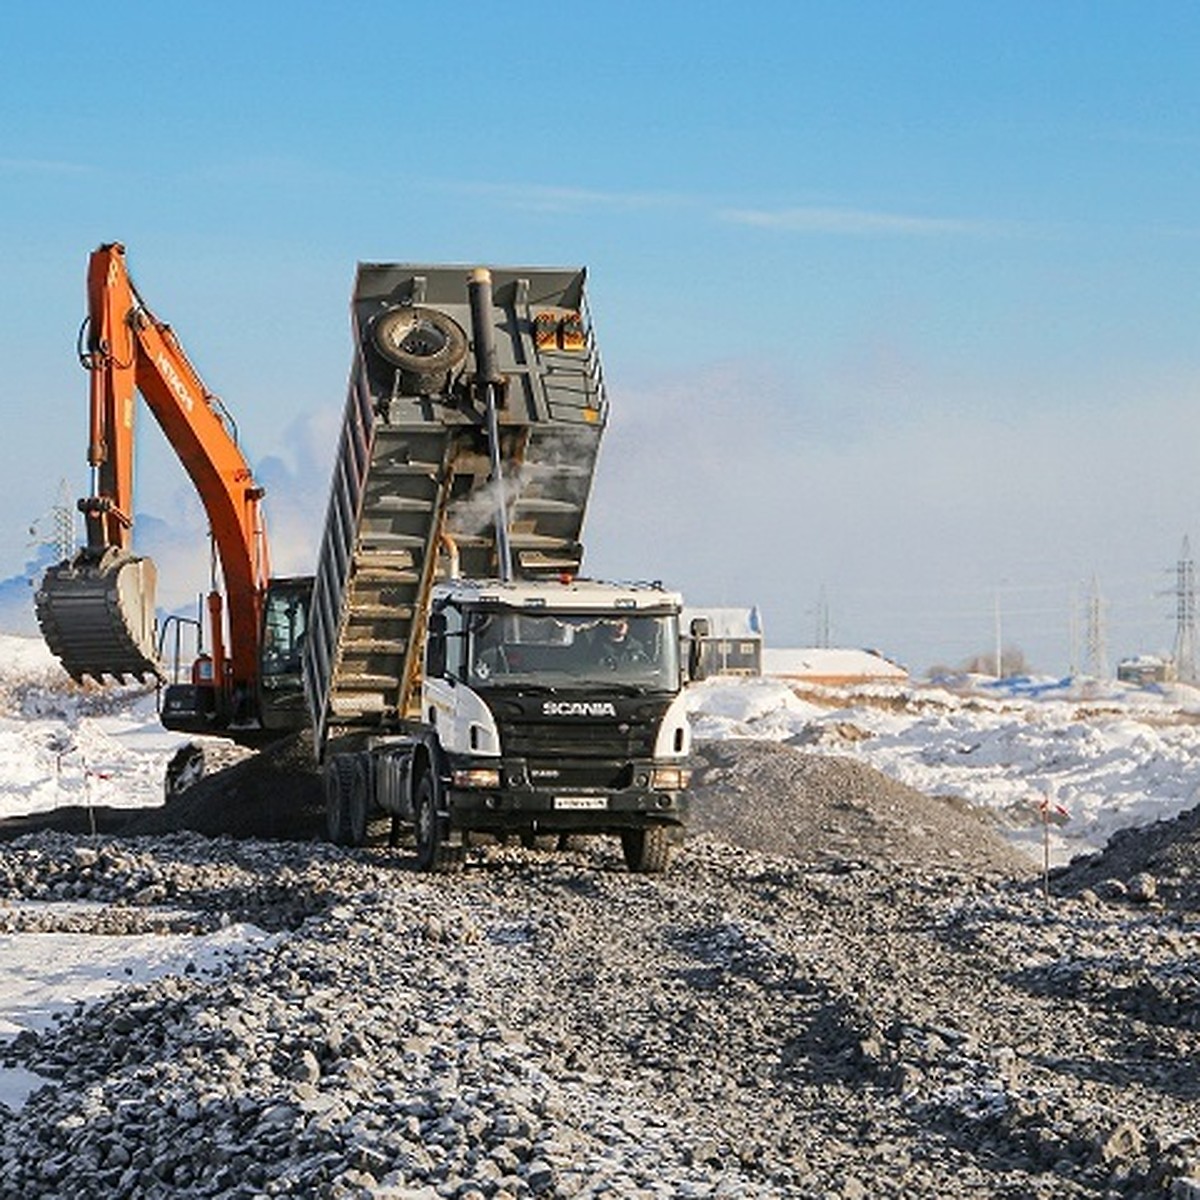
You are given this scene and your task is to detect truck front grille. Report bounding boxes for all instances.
[498,720,655,761]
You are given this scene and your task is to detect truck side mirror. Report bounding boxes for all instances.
[688,617,710,682]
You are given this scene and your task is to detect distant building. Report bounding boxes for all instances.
[1116,655,1176,686]
[763,647,908,687]
[682,606,763,676]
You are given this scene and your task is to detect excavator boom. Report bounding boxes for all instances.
[36,244,270,711]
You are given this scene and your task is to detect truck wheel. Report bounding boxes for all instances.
[346,757,370,847]
[372,305,467,391]
[620,826,672,874]
[414,771,459,873]
[324,756,356,845]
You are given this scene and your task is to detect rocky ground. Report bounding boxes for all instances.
[0,739,1197,1198]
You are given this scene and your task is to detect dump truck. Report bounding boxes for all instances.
[37,247,695,870]
[307,264,696,871]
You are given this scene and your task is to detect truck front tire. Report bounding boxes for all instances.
[620,826,672,874]
[414,772,459,873]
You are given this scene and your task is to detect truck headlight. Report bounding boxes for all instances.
[651,766,690,790]
[452,767,501,789]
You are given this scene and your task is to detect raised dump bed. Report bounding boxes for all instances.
[305,264,608,755]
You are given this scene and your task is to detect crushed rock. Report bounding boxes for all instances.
[1052,800,1200,911]
[687,739,1031,879]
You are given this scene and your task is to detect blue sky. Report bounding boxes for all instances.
[4,2,1200,674]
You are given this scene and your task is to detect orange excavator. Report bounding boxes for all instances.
[35,243,310,742]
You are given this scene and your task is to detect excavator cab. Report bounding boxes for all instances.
[257,575,313,732]
[159,576,313,739]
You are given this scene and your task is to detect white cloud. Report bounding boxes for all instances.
[719,205,1011,237]
[438,180,682,215]
[585,356,1200,675]
[0,157,90,175]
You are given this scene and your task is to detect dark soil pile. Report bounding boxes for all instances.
[122,733,325,842]
[687,739,1032,878]
[1051,799,1200,910]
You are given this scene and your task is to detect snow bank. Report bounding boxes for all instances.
[0,913,279,1111]
[0,636,191,819]
[692,673,1200,865]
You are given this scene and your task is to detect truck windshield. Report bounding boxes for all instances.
[468,611,679,690]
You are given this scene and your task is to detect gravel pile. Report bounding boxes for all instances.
[1051,799,1200,912]
[0,742,1196,1198]
[687,740,1029,877]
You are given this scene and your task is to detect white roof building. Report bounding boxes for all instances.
[764,647,908,686]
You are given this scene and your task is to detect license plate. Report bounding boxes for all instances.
[554,795,608,811]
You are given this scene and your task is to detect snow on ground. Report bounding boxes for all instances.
[688,672,1200,865]
[4,632,1200,1111]
[0,908,278,1110]
[0,634,270,1112]
[0,634,191,819]
[6,629,1200,864]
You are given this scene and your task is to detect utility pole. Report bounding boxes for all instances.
[1172,535,1197,683]
[994,590,1003,677]
[815,586,830,649]
[1067,587,1080,678]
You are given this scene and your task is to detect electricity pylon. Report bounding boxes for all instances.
[1085,575,1109,680]
[29,479,76,564]
[1172,535,1197,683]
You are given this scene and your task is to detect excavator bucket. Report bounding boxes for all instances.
[35,549,162,683]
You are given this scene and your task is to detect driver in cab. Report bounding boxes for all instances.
[595,616,646,668]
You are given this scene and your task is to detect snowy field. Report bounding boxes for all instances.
[687,671,1200,865]
[5,631,1200,862]
[4,631,1200,1113]
[4,631,1200,864]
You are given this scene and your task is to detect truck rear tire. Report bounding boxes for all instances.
[620,826,672,874]
[346,758,370,847]
[414,771,459,873]
[324,756,356,846]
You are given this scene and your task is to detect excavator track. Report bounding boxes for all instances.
[35,549,162,683]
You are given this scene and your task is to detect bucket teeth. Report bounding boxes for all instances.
[35,550,163,684]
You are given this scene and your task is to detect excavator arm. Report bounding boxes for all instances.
[37,243,271,713]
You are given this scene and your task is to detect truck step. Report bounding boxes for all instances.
[357,533,427,551]
[512,497,584,514]
[345,604,416,620]
[365,496,435,514]
[353,549,416,570]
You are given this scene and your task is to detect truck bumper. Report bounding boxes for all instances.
[443,758,687,835]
